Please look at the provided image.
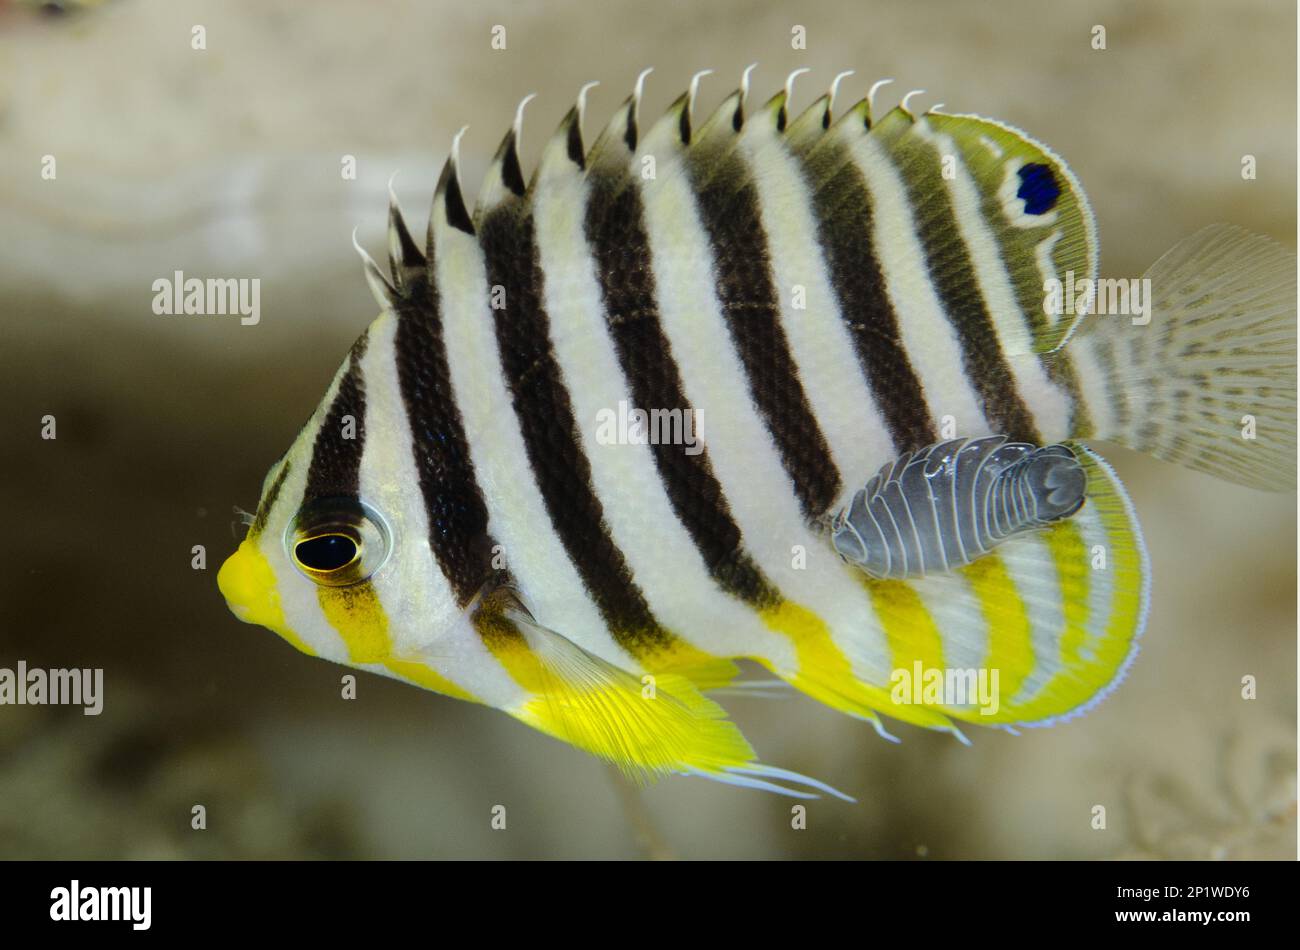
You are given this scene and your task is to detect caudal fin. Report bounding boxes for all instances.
[1069,225,1296,490]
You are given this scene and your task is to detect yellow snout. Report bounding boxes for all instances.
[217,539,315,655]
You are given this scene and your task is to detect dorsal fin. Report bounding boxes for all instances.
[529,81,598,194]
[415,70,1095,360]
[386,175,425,290]
[351,227,398,312]
[821,94,870,144]
[429,127,475,249]
[679,69,714,145]
[784,69,854,151]
[874,104,1097,352]
[899,89,927,119]
[752,65,814,141]
[474,94,534,222]
[775,67,810,133]
[587,67,651,173]
[638,88,690,162]
[786,93,830,149]
[825,70,855,127]
[865,77,894,128]
[691,88,743,157]
[733,62,757,131]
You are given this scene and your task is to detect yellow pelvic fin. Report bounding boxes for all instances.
[472,589,850,799]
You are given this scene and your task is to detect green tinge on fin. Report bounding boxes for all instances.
[851,105,1095,355]
[920,111,1097,354]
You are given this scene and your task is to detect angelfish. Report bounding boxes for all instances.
[218,68,1296,798]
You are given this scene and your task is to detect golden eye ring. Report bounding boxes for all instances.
[285,498,392,587]
[293,531,362,576]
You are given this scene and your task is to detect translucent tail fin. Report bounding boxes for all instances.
[1070,225,1296,490]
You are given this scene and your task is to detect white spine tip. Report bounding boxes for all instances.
[686,69,713,126]
[576,80,600,121]
[386,171,401,206]
[352,227,392,302]
[867,77,895,112]
[900,88,926,116]
[513,92,538,140]
[740,62,758,103]
[827,69,855,104]
[688,69,713,99]
[633,66,653,103]
[451,125,469,163]
[784,65,812,102]
[351,227,380,269]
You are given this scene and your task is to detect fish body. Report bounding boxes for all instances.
[218,70,1296,796]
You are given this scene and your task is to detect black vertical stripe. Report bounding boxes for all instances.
[304,335,369,500]
[584,171,777,606]
[501,132,527,197]
[889,133,1042,443]
[687,151,843,520]
[564,109,586,169]
[251,458,291,536]
[478,200,674,656]
[391,266,502,607]
[1046,353,1091,438]
[800,141,939,453]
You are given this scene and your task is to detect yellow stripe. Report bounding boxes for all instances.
[1047,520,1091,666]
[315,572,480,702]
[382,659,477,702]
[316,581,392,664]
[960,552,1033,702]
[860,580,960,728]
[1067,462,1144,687]
[984,447,1144,722]
[764,594,955,730]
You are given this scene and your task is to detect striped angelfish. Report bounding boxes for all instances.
[218,68,1296,798]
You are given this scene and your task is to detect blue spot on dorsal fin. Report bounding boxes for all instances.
[1016,162,1059,215]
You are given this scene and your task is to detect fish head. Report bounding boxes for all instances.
[217,463,389,664]
[217,338,447,665]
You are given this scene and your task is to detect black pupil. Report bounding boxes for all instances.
[296,535,357,572]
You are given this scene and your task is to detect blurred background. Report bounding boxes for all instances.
[0,0,1294,859]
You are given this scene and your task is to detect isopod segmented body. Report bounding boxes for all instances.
[831,436,1087,580]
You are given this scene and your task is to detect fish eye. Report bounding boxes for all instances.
[294,533,360,572]
[285,498,392,587]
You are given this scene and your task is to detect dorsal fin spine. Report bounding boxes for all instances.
[826,70,855,128]
[866,78,895,128]
[352,226,397,311]
[779,67,811,132]
[431,126,474,247]
[681,69,713,145]
[386,173,424,289]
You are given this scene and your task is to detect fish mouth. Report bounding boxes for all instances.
[217,539,316,656]
[217,540,279,627]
